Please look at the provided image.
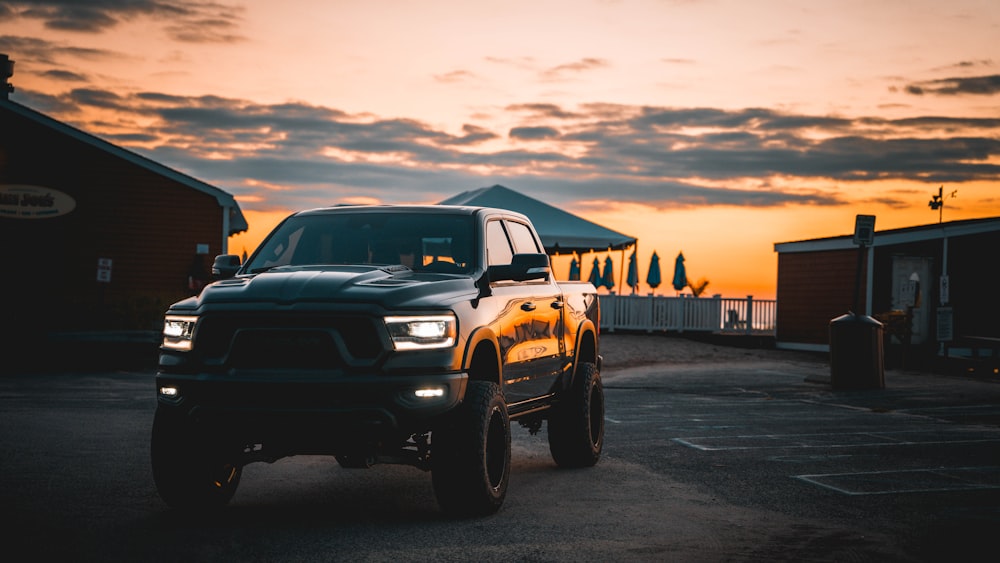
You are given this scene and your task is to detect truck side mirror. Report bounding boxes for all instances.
[488,253,550,282]
[212,254,242,279]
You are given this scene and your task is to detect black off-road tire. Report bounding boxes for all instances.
[547,362,604,468]
[151,407,242,510]
[431,381,511,516]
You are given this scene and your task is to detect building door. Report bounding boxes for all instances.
[890,256,933,345]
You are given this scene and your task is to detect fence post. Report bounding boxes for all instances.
[745,295,753,335]
[606,292,616,333]
[647,293,655,332]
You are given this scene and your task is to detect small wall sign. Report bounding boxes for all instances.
[97,258,112,283]
[936,306,953,342]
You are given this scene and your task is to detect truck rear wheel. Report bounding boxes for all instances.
[548,361,604,468]
[431,381,510,516]
[151,407,242,510]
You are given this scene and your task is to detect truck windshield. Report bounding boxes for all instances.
[245,212,476,274]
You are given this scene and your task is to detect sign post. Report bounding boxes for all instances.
[829,214,885,390]
[852,215,875,313]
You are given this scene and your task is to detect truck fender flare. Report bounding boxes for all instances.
[462,326,502,385]
[569,319,599,387]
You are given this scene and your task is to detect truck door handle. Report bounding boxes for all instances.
[551,300,564,309]
[521,302,536,312]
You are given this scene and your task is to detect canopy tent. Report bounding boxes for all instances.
[439,185,636,254]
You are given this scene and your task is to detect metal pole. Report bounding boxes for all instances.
[853,243,866,314]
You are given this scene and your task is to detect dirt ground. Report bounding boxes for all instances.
[598,332,826,371]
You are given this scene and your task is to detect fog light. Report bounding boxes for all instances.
[414,387,445,398]
[159,386,179,397]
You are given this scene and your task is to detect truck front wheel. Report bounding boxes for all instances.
[151,407,242,510]
[548,361,604,468]
[431,381,510,516]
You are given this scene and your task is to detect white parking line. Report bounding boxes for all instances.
[794,466,1000,495]
[673,429,1000,451]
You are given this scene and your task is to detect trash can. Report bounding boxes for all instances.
[829,312,885,390]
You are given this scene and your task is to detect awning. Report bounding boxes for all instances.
[439,184,636,254]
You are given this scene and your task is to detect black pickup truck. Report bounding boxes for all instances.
[152,204,603,516]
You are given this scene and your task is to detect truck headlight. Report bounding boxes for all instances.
[384,314,456,350]
[162,315,198,351]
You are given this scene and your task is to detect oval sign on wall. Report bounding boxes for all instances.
[0,184,77,219]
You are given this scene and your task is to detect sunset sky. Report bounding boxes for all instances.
[2,0,999,299]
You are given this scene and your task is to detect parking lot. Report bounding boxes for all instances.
[2,341,999,562]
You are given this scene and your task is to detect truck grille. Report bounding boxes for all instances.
[195,313,383,368]
[229,329,339,369]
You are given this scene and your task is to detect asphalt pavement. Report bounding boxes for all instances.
[3,339,1000,562]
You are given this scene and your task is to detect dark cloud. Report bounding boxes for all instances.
[509,126,560,140]
[16,87,1000,213]
[40,68,87,81]
[164,18,244,43]
[905,74,1000,96]
[104,131,159,143]
[445,124,497,145]
[68,87,123,108]
[10,89,78,114]
[0,35,116,64]
[0,1,245,42]
[506,103,582,119]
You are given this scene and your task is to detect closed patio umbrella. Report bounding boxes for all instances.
[602,256,615,290]
[646,251,661,289]
[626,251,639,293]
[588,257,601,287]
[672,252,688,292]
[568,257,581,281]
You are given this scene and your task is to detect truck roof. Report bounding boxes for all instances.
[292,204,531,223]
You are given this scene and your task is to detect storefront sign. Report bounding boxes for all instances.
[0,184,76,218]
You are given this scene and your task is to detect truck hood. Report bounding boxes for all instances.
[184,265,479,310]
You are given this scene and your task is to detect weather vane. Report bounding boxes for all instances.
[928,185,957,223]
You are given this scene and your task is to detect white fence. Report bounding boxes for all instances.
[598,294,776,335]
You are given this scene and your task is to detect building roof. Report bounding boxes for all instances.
[0,98,247,234]
[440,184,636,254]
[774,216,1000,254]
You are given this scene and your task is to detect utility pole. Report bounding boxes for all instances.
[927,185,957,223]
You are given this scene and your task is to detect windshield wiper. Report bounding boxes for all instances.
[248,265,284,274]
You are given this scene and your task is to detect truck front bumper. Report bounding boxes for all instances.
[155,370,468,453]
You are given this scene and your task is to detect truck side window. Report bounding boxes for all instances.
[486,220,513,266]
[506,221,541,254]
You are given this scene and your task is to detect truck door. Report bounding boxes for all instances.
[486,219,565,403]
